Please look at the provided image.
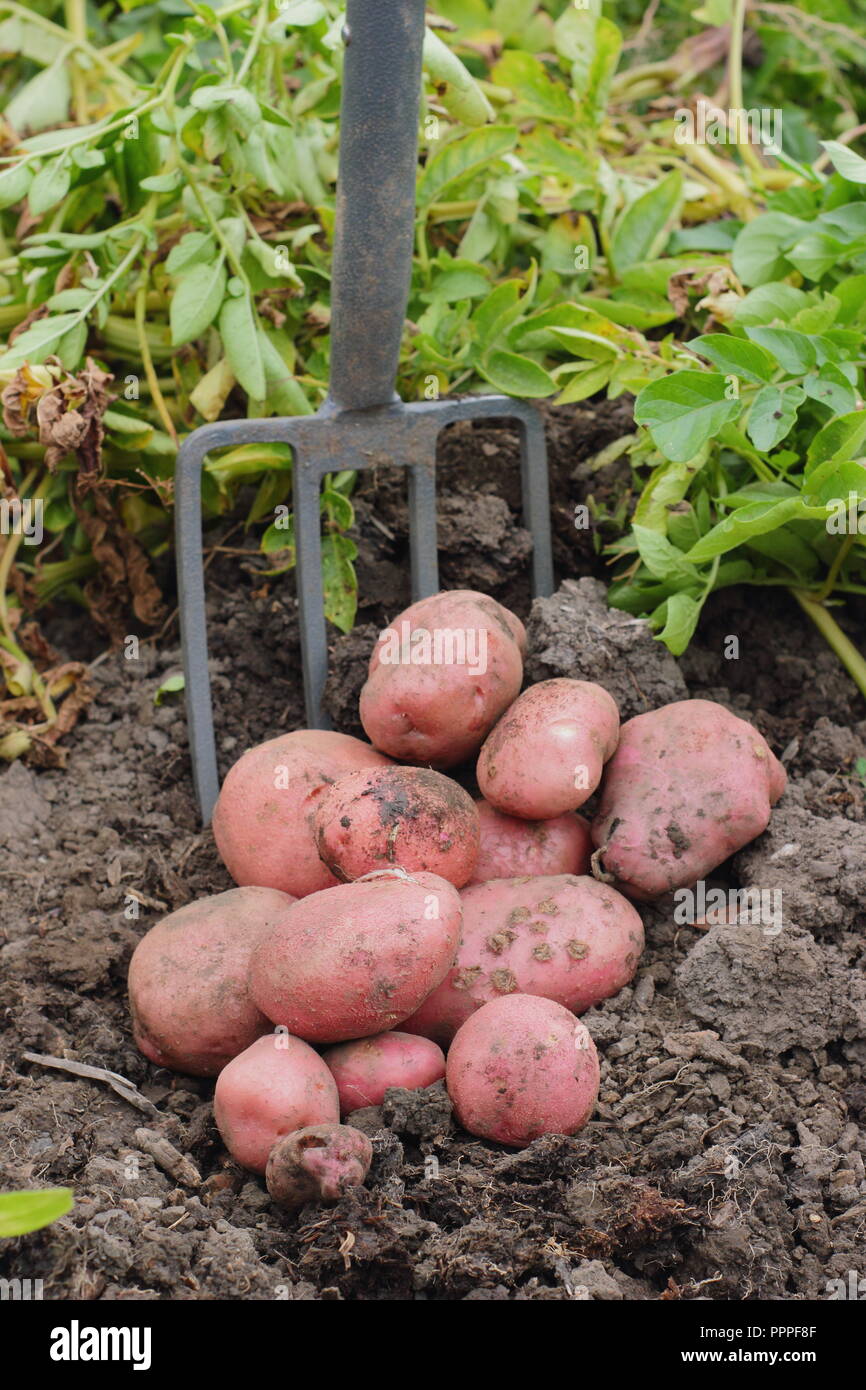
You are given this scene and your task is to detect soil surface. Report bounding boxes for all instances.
[1,400,865,1301]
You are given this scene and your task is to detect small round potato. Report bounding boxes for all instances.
[213,1033,339,1174]
[477,678,620,819]
[128,886,295,1076]
[212,729,391,899]
[402,874,644,1046]
[470,799,592,883]
[266,1124,373,1212]
[446,994,600,1148]
[249,870,463,1043]
[359,590,525,768]
[314,765,480,888]
[323,1032,446,1114]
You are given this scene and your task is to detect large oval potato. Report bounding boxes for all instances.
[591,698,788,899]
[249,870,462,1043]
[314,765,480,888]
[213,1033,340,1174]
[402,874,644,1046]
[359,590,525,768]
[477,678,620,819]
[323,1032,446,1114]
[128,886,295,1076]
[470,799,592,883]
[212,729,391,898]
[446,994,600,1148]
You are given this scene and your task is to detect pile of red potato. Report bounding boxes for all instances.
[128,589,787,1212]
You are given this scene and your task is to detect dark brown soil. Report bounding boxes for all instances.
[1,399,865,1301]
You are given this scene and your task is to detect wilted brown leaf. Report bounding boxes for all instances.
[74,486,165,639]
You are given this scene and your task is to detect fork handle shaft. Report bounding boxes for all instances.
[326,0,426,411]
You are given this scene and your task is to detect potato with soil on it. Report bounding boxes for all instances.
[359,589,525,768]
[128,886,295,1076]
[471,799,592,883]
[249,870,462,1044]
[266,1124,373,1212]
[477,678,620,819]
[314,765,480,888]
[212,729,392,899]
[591,698,788,899]
[214,1033,340,1174]
[401,873,643,1047]
[323,1032,446,1115]
[446,994,600,1148]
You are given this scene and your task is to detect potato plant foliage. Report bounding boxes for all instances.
[1,0,866,763]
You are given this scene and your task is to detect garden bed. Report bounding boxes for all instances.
[1,400,865,1301]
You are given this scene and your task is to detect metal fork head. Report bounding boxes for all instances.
[175,393,552,822]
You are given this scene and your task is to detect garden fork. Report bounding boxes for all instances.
[174,0,554,823]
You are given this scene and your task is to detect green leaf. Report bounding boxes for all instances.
[514,302,631,358]
[685,498,827,563]
[610,170,683,278]
[632,524,699,583]
[490,51,572,118]
[581,291,675,330]
[418,126,517,207]
[689,334,775,384]
[140,170,182,193]
[802,365,859,415]
[805,410,866,478]
[154,673,185,705]
[0,1188,72,1238]
[322,532,358,633]
[477,350,557,397]
[28,157,71,216]
[219,294,266,401]
[472,279,525,346]
[746,385,805,451]
[786,231,848,281]
[634,371,741,463]
[731,213,805,286]
[6,60,71,134]
[744,326,816,374]
[732,282,811,327]
[190,84,262,137]
[0,161,32,210]
[652,592,701,656]
[165,232,216,275]
[258,329,313,416]
[0,313,81,368]
[269,0,326,30]
[555,362,611,403]
[820,141,866,184]
[322,488,354,531]
[261,510,295,559]
[169,258,227,346]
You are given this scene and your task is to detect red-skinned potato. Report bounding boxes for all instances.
[314,765,480,888]
[323,1032,446,1114]
[471,799,592,883]
[359,590,525,768]
[128,886,295,1076]
[402,874,643,1046]
[249,870,462,1043]
[212,729,391,898]
[213,1033,339,1174]
[591,698,788,899]
[446,994,599,1148]
[266,1124,373,1211]
[477,678,620,819]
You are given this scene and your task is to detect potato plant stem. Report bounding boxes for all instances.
[792,590,866,699]
[729,0,766,176]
